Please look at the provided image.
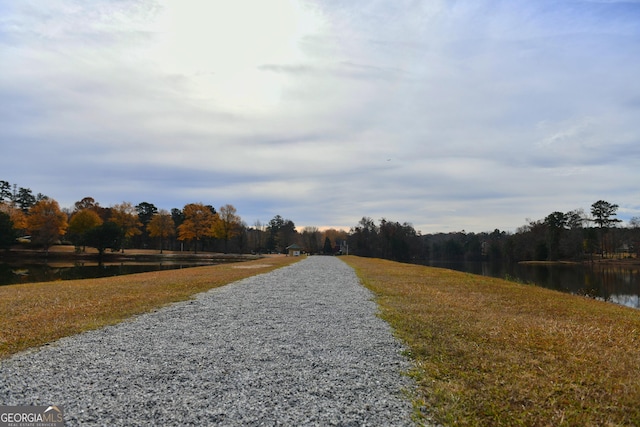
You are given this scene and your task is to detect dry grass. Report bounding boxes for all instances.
[0,256,300,359]
[343,256,640,426]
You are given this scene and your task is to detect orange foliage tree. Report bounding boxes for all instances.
[211,204,242,253]
[147,210,175,253]
[110,202,143,252]
[27,199,68,254]
[0,202,27,234]
[178,203,216,253]
[68,209,103,251]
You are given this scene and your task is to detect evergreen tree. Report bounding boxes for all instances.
[323,236,333,254]
[0,212,16,250]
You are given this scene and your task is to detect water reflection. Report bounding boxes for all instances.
[0,261,216,286]
[425,260,640,310]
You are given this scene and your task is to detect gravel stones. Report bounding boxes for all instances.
[0,256,415,426]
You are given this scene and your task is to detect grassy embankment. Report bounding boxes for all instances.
[0,255,300,359]
[343,256,640,426]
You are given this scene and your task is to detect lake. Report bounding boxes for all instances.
[4,257,639,310]
[0,261,217,286]
[424,260,640,310]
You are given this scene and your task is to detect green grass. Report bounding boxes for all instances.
[0,256,300,359]
[343,256,640,426]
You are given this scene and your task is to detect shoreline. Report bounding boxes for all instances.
[344,256,640,425]
[0,246,262,263]
[0,255,299,360]
[519,257,640,267]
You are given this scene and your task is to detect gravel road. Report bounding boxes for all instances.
[0,256,416,426]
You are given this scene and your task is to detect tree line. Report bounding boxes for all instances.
[1,180,638,263]
[0,180,348,256]
[348,201,638,263]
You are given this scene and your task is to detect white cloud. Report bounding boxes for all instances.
[1,0,639,232]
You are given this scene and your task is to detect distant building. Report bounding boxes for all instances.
[335,240,348,255]
[286,244,303,256]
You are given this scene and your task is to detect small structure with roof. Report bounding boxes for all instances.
[286,244,303,256]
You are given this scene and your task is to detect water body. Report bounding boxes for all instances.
[5,258,639,310]
[0,261,216,286]
[425,260,640,310]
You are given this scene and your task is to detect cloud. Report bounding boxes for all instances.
[1,0,639,232]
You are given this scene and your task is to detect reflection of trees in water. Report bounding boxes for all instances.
[0,262,216,286]
[0,263,18,285]
[596,266,640,307]
[527,264,640,306]
[425,260,640,310]
[4,263,58,284]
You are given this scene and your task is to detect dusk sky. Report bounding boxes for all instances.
[2,0,639,233]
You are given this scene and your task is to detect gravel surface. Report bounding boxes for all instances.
[0,256,416,426]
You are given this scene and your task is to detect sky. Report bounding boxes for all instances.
[1,0,639,233]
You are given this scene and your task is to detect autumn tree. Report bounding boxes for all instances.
[27,199,68,254]
[211,204,242,253]
[178,203,216,253]
[148,210,175,253]
[68,209,103,252]
[0,203,27,234]
[110,202,143,252]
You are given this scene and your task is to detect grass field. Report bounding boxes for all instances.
[0,255,300,359]
[342,256,640,426]
[4,254,640,425]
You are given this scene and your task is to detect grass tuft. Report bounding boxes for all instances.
[343,256,640,426]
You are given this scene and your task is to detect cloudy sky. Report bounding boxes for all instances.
[1,0,639,233]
